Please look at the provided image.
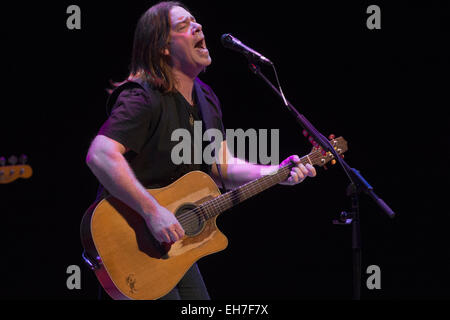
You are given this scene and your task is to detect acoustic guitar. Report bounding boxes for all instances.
[80,137,348,300]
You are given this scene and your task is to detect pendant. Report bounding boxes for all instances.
[189,113,194,126]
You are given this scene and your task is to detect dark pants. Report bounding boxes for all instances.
[159,263,210,300]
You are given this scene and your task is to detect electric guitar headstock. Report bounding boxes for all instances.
[0,154,33,184]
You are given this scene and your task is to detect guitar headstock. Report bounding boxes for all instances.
[0,155,33,184]
[309,136,348,168]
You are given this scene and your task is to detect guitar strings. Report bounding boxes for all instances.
[176,165,289,227]
[177,151,331,227]
[176,152,328,229]
[175,165,290,227]
[176,151,327,228]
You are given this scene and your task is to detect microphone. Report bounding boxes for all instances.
[221,34,273,66]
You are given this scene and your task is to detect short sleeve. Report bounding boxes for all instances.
[98,85,154,154]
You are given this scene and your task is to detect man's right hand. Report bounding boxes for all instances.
[144,205,185,244]
[86,135,185,244]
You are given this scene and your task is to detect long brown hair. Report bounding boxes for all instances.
[126,1,189,93]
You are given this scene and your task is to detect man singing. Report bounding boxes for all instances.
[86,1,316,300]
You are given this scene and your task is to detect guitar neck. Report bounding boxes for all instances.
[192,136,348,221]
[200,156,313,220]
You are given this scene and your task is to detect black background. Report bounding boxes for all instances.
[1,0,449,300]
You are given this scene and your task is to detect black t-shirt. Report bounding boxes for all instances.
[95,78,225,199]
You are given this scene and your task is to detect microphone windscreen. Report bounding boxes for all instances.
[220,34,233,47]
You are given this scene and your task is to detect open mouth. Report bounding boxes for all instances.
[194,38,207,50]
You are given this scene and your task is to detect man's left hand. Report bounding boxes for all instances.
[278,155,316,186]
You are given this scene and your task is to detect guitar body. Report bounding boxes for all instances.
[81,137,348,300]
[80,171,228,300]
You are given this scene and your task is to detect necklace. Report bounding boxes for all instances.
[186,96,195,127]
[177,91,196,126]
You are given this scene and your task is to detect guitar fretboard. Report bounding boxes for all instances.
[177,136,347,231]
[198,155,314,220]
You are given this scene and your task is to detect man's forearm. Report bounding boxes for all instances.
[224,157,278,188]
[87,150,159,217]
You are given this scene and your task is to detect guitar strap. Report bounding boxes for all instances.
[216,162,228,192]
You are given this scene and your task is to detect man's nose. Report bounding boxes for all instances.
[192,21,202,33]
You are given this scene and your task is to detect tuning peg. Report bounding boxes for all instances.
[19,154,28,164]
[328,134,335,140]
[0,157,5,166]
[8,155,18,165]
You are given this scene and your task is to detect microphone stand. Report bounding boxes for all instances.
[247,62,396,300]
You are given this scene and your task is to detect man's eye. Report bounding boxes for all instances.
[177,23,188,30]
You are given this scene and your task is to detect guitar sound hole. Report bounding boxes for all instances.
[175,203,205,237]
